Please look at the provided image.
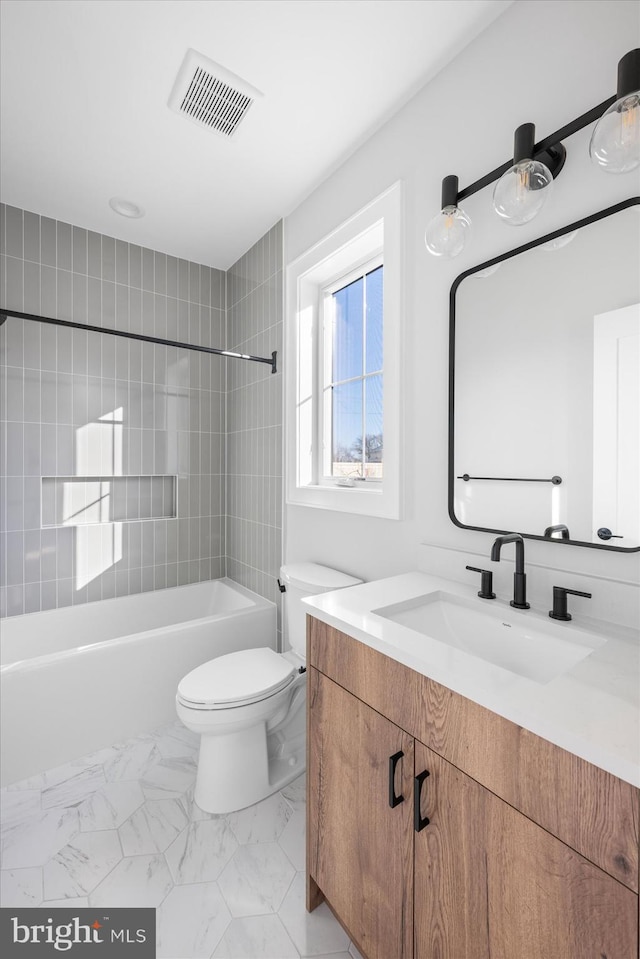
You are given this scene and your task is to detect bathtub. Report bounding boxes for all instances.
[0,579,276,786]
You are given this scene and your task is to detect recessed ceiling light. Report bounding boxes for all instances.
[109,197,145,218]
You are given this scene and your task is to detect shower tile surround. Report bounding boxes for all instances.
[0,722,359,959]
[226,224,284,636]
[0,205,283,621]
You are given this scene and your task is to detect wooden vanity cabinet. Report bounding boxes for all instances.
[413,740,637,959]
[307,668,413,959]
[307,618,640,959]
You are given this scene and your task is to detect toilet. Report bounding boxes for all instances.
[176,563,362,813]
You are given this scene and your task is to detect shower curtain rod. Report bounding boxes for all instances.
[0,309,278,374]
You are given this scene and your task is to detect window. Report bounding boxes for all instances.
[322,261,384,482]
[286,182,402,519]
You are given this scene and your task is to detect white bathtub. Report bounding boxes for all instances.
[0,579,276,786]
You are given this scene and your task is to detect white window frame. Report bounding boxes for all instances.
[285,181,402,519]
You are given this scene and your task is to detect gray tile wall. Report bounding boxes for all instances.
[226,222,283,636]
[41,475,176,527]
[0,204,226,617]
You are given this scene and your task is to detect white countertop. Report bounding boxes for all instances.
[303,571,640,788]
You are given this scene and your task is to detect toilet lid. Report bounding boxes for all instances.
[177,647,297,707]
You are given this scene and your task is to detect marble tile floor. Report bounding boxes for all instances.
[0,722,363,959]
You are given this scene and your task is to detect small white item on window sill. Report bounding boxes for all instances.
[336,478,355,488]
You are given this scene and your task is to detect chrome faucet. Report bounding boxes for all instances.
[490,533,530,609]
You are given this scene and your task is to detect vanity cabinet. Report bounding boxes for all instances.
[307,667,413,959]
[307,617,639,959]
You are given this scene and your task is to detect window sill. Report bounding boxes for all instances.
[287,483,398,519]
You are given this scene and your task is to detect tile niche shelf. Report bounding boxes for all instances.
[41,475,177,527]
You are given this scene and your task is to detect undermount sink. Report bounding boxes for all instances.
[373,590,606,685]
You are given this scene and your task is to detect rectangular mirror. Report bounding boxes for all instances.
[449,197,640,551]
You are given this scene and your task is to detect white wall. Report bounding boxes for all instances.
[283,0,640,590]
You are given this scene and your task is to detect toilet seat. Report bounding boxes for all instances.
[177,647,297,710]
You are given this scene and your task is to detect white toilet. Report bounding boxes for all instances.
[176,563,362,813]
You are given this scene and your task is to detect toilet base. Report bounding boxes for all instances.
[194,723,269,813]
[191,686,306,814]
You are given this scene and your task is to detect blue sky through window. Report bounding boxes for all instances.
[330,265,383,476]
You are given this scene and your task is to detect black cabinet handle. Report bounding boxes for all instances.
[388,751,404,808]
[414,770,430,831]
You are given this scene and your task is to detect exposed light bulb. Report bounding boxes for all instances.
[425,205,471,257]
[493,159,554,225]
[589,92,640,173]
[590,49,640,174]
[492,124,553,225]
[425,174,471,258]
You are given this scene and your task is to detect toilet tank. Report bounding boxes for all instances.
[279,563,362,656]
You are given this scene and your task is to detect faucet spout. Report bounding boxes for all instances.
[490,533,529,609]
[490,533,525,572]
[544,524,570,540]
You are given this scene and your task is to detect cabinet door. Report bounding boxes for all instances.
[308,667,414,959]
[414,741,638,959]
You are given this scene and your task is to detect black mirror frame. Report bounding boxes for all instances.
[448,195,640,553]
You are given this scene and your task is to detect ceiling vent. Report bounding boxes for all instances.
[168,49,262,139]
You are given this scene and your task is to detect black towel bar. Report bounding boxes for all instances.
[457,473,562,485]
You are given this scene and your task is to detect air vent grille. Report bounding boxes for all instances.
[181,68,253,136]
[169,49,262,139]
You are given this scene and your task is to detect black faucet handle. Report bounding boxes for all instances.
[465,565,496,600]
[549,586,592,622]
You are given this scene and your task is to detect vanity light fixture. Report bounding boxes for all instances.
[424,175,472,257]
[425,48,639,257]
[492,124,556,225]
[590,49,640,173]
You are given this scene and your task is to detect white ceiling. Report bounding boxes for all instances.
[0,0,513,270]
